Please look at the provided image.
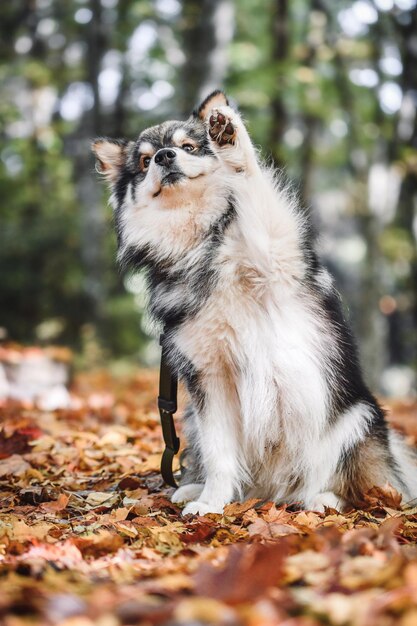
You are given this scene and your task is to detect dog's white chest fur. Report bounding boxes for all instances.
[173,209,334,503]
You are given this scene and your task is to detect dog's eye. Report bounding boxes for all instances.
[141,155,151,170]
[182,143,195,152]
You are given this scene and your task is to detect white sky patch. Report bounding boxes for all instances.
[349,68,379,88]
[166,45,186,66]
[15,36,32,54]
[155,0,181,18]
[379,56,402,76]
[98,50,123,106]
[152,79,174,99]
[98,67,122,106]
[6,120,33,139]
[127,22,157,67]
[37,18,57,37]
[283,127,304,148]
[64,42,85,66]
[60,82,94,121]
[398,93,416,141]
[368,162,402,223]
[330,119,348,138]
[352,1,378,23]
[373,0,394,9]
[146,58,173,81]
[338,8,368,36]
[334,236,367,265]
[379,82,402,114]
[33,86,57,128]
[101,0,118,7]
[395,0,417,9]
[74,8,93,24]
[1,150,23,177]
[137,91,160,111]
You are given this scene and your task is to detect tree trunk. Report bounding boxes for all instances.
[392,9,417,367]
[270,0,289,168]
[73,0,107,329]
[178,0,234,116]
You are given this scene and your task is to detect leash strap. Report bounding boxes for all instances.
[158,331,180,487]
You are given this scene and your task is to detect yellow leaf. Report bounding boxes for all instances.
[11,519,54,541]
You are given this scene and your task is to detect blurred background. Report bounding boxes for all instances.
[0,0,416,396]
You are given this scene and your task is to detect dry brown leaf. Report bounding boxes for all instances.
[72,530,124,556]
[223,499,261,517]
[0,454,31,477]
[9,518,55,541]
[1,365,417,626]
[194,542,289,604]
[40,493,70,512]
[248,517,301,538]
[174,597,237,624]
[85,491,119,508]
[364,483,403,509]
[293,511,322,530]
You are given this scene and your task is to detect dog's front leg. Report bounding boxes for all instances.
[205,105,261,177]
[182,376,242,516]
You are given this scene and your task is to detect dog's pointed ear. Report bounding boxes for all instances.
[194,90,229,121]
[92,138,129,183]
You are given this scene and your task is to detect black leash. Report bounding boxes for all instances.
[158,331,180,487]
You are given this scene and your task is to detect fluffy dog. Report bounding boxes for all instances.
[93,91,417,515]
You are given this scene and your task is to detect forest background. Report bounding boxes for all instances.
[1,0,416,396]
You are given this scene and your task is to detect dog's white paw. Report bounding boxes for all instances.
[182,500,224,516]
[308,491,345,512]
[171,483,204,504]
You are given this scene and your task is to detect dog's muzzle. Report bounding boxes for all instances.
[154,149,185,187]
[155,148,177,168]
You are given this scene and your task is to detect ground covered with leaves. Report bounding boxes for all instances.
[1,368,417,626]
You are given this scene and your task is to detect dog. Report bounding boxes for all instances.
[92,90,417,515]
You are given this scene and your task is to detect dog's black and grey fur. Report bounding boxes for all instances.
[93,91,417,515]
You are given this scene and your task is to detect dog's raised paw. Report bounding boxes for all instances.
[182,500,224,516]
[208,108,236,146]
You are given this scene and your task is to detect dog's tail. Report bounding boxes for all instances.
[389,429,417,507]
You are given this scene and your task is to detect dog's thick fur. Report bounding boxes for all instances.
[93,91,417,515]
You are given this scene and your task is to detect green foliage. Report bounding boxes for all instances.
[0,0,416,378]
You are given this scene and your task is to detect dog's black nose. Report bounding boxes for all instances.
[155,149,176,167]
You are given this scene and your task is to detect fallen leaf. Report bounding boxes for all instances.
[364,484,403,510]
[85,491,119,508]
[174,597,237,624]
[248,517,301,538]
[181,520,217,544]
[0,454,31,477]
[72,530,124,556]
[40,493,70,513]
[10,518,54,541]
[194,542,288,604]
[223,499,261,517]
[0,428,42,458]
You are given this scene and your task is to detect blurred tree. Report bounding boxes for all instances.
[270,0,288,169]
[73,0,107,327]
[0,0,416,389]
[391,7,417,368]
[178,0,234,116]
